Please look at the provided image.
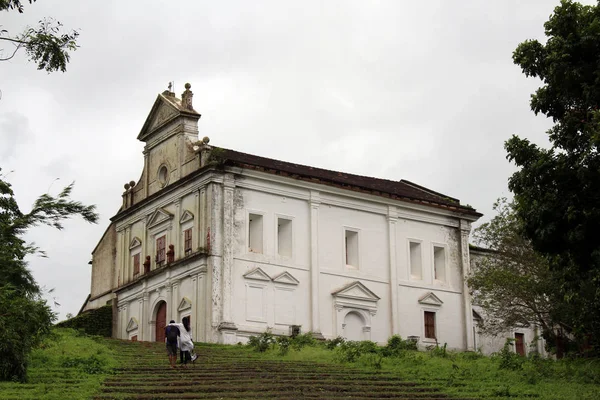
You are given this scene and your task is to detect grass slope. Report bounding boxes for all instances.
[2,329,599,399]
[0,328,119,400]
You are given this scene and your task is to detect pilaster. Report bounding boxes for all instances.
[459,219,474,350]
[387,206,399,335]
[309,190,323,337]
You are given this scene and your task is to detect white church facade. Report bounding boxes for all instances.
[84,84,486,350]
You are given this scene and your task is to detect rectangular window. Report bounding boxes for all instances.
[345,230,358,268]
[156,235,166,264]
[133,253,140,275]
[424,311,436,339]
[434,246,446,281]
[515,333,525,356]
[184,228,193,255]
[410,241,422,279]
[248,214,263,253]
[277,218,292,257]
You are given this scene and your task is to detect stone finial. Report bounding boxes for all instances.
[129,180,136,187]
[181,83,193,110]
[124,183,130,190]
[202,136,210,144]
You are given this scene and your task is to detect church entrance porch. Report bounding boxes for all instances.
[155,301,167,342]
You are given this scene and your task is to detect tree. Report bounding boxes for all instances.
[469,198,568,350]
[0,1,79,72]
[507,0,600,350]
[0,168,98,381]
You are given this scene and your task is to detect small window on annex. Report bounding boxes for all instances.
[248,213,263,253]
[277,218,292,257]
[409,241,422,280]
[424,311,436,339]
[433,246,446,281]
[345,230,359,268]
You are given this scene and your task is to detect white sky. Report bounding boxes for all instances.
[1,0,590,321]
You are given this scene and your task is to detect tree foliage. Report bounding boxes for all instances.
[469,199,566,347]
[0,0,79,72]
[507,0,600,349]
[0,168,98,381]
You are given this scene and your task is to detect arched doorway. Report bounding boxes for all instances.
[343,311,365,341]
[155,301,167,342]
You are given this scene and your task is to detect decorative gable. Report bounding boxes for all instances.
[129,237,142,249]
[332,281,380,302]
[272,271,299,286]
[148,208,174,229]
[243,267,271,282]
[178,297,192,312]
[126,317,139,332]
[180,210,194,224]
[418,292,443,307]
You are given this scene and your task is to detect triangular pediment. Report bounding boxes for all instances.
[243,267,271,281]
[178,297,192,312]
[418,292,443,307]
[180,210,194,224]
[129,237,142,249]
[137,93,200,142]
[332,281,380,302]
[126,317,139,332]
[148,208,174,229]
[272,271,299,285]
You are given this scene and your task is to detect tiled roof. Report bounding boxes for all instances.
[221,148,480,216]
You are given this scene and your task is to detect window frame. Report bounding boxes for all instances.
[343,227,360,269]
[275,214,294,259]
[247,211,265,254]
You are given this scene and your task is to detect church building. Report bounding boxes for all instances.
[83,83,484,349]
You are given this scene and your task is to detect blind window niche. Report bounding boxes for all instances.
[248,213,263,253]
[433,246,446,282]
[345,230,359,268]
[277,218,292,257]
[409,241,422,280]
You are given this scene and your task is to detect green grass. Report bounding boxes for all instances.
[0,328,119,400]
[248,338,600,400]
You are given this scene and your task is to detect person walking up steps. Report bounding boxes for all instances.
[165,320,180,368]
[175,316,194,367]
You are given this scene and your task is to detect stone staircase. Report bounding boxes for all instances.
[95,340,478,400]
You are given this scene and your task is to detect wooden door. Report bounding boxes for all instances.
[515,333,525,356]
[155,301,167,342]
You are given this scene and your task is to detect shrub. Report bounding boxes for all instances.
[291,333,317,351]
[325,336,346,350]
[334,340,379,363]
[497,338,524,371]
[247,331,275,352]
[429,342,450,358]
[382,335,417,356]
[276,336,291,356]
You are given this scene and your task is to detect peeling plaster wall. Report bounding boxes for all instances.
[90,223,117,300]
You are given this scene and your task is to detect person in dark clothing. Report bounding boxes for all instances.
[165,320,180,368]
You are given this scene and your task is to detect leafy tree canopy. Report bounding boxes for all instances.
[469,199,570,352]
[507,0,600,345]
[0,168,98,381]
[0,0,79,72]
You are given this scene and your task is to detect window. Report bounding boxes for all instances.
[133,253,140,275]
[277,218,292,257]
[409,241,422,279]
[345,230,359,268]
[156,235,166,264]
[184,228,193,255]
[433,246,446,281]
[248,214,263,253]
[424,311,436,339]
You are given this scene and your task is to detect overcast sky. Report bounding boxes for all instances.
[1,0,588,321]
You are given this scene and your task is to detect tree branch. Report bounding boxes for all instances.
[0,43,22,61]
